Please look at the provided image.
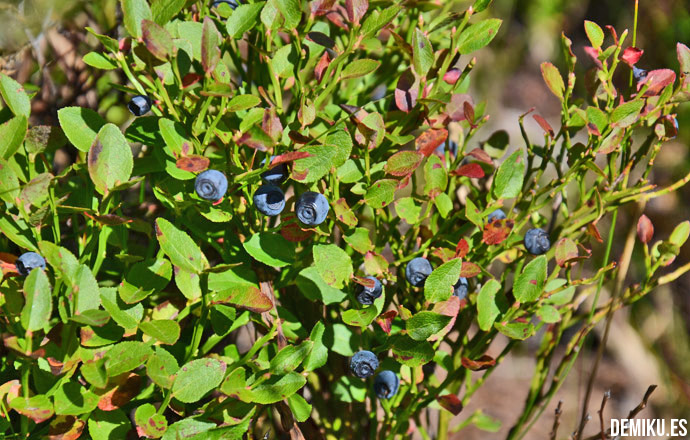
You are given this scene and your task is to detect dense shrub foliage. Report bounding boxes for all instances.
[1,0,690,438]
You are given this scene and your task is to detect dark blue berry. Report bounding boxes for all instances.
[350,350,379,379]
[633,66,647,83]
[253,185,285,216]
[405,257,433,287]
[435,140,459,156]
[128,95,152,117]
[524,228,551,255]
[487,209,506,224]
[356,277,383,305]
[212,0,239,9]
[453,277,468,300]
[261,156,289,185]
[195,169,228,202]
[16,252,46,276]
[374,370,400,399]
[295,191,329,226]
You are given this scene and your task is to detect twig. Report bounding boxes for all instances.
[598,391,610,440]
[582,385,657,440]
[549,401,563,440]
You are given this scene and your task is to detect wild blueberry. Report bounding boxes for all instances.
[524,228,551,255]
[374,370,400,399]
[349,350,379,379]
[633,66,647,83]
[261,156,289,185]
[16,252,46,276]
[253,185,285,216]
[195,169,228,202]
[356,277,383,305]
[453,277,469,300]
[295,191,329,226]
[434,140,459,156]
[405,257,433,287]
[487,209,506,224]
[128,95,152,117]
[212,0,239,9]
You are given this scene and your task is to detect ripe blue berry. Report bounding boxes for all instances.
[405,257,433,287]
[295,191,329,226]
[435,140,459,156]
[633,66,647,83]
[487,209,506,223]
[453,277,468,300]
[212,0,239,9]
[350,350,379,379]
[195,169,228,202]
[524,228,551,255]
[253,185,285,216]
[261,156,289,185]
[374,370,400,399]
[16,252,46,276]
[356,277,383,305]
[128,95,152,117]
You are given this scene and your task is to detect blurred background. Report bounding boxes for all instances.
[1,0,688,437]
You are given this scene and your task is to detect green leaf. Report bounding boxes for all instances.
[341,59,381,80]
[343,228,373,254]
[492,150,524,200]
[425,259,462,303]
[162,419,215,440]
[142,19,174,61]
[540,62,565,101]
[292,145,337,182]
[456,18,502,54]
[73,264,102,313]
[83,52,118,70]
[670,221,690,247]
[155,218,208,273]
[313,244,353,289]
[0,158,20,204]
[0,73,31,117]
[536,305,561,323]
[226,2,266,38]
[362,5,402,38]
[296,267,347,305]
[611,100,644,127]
[70,309,111,327]
[201,17,221,73]
[406,311,452,341]
[151,0,185,23]
[513,255,547,303]
[159,117,193,157]
[586,106,608,132]
[391,334,434,367]
[304,322,328,370]
[364,179,398,208]
[342,295,384,327]
[494,321,535,340]
[477,280,501,331]
[135,403,168,438]
[396,197,422,224]
[119,259,173,303]
[20,268,51,332]
[140,320,181,345]
[208,266,272,313]
[9,395,53,422]
[287,393,312,423]
[88,409,131,439]
[122,0,152,38]
[424,155,448,198]
[88,123,134,195]
[53,382,99,416]
[584,20,604,48]
[412,29,434,77]
[0,115,27,159]
[18,172,51,208]
[227,94,261,112]
[105,341,153,376]
[173,358,227,403]
[270,341,313,374]
[100,287,143,330]
[247,372,306,404]
[243,232,295,267]
[146,347,179,390]
[434,192,453,218]
[57,106,106,153]
[333,375,367,403]
[276,0,301,30]
[385,151,423,176]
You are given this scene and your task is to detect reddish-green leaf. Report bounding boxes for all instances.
[201,17,220,74]
[541,62,565,100]
[385,151,423,176]
[142,19,173,60]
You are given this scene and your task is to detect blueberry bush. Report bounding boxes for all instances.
[1,0,690,439]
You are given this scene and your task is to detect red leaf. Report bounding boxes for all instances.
[482,219,514,245]
[182,73,202,88]
[463,101,475,125]
[430,297,460,341]
[637,214,654,244]
[315,51,331,83]
[394,70,418,113]
[48,415,86,440]
[605,25,618,45]
[638,69,676,96]
[271,151,311,165]
[176,155,210,172]
[288,130,313,144]
[587,222,604,243]
[533,114,554,137]
[447,94,474,121]
[621,47,643,67]
[464,148,493,165]
[455,239,469,258]
[96,374,142,411]
[461,354,496,371]
[437,394,463,415]
[280,214,314,242]
[262,108,283,141]
[584,46,603,68]
[345,0,368,25]
[325,6,349,30]
[352,276,376,289]
[376,310,397,334]
[452,163,485,178]
[416,129,448,157]
[443,68,461,85]
[459,262,481,278]
[310,0,336,16]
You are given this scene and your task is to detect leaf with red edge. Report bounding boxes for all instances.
[326,6,350,31]
[429,296,460,341]
[280,214,314,242]
[364,252,388,276]
[587,222,604,243]
[452,163,485,178]
[345,0,368,25]
[583,46,603,68]
[333,198,358,227]
[443,68,461,85]
[461,354,496,371]
[463,101,475,126]
[9,395,54,423]
[315,52,331,83]
[455,239,469,258]
[416,129,448,156]
[533,114,554,137]
[352,276,376,289]
[482,219,514,245]
[554,237,578,267]
[262,108,283,142]
[541,62,565,100]
[209,283,273,313]
[142,20,173,61]
[447,94,474,121]
[376,310,397,334]
[311,0,336,16]
[182,73,201,88]
[465,148,493,165]
[96,373,142,411]
[621,47,643,67]
[385,151,423,176]
[459,261,481,278]
[176,155,209,172]
[272,151,311,165]
[288,131,313,144]
[394,69,418,113]
[437,394,463,415]
[637,214,654,244]
[201,17,220,74]
[638,69,676,96]
[48,415,85,440]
